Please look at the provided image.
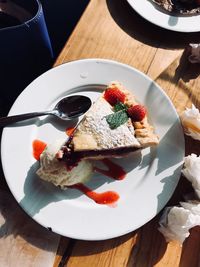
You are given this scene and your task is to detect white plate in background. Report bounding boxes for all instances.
[126,0,200,32]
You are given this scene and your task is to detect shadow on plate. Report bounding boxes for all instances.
[0,149,141,256]
[156,120,184,175]
[2,114,79,132]
[2,84,105,130]
[156,164,183,213]
[20,150,142,217]
[106,0,200,49]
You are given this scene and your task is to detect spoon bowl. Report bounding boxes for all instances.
[0,95,92,127]
[54,95,91,119]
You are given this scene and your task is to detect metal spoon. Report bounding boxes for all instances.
[0,95,92,127]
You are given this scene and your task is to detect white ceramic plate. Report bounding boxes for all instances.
[1,59,184,240]
[126,0,200,32]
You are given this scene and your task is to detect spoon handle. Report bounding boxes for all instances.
[0,111,51,127]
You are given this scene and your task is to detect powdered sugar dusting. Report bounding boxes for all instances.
[81,97,141,149]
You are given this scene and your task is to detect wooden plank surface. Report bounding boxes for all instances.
[54,0,200,266]
[0,0,199,266]
[0,188,60,267]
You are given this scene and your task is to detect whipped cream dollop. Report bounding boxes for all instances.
[188,44,200,63]
[182,153,200,198]
[37,138,93,188]
[181,104,200,141]
[158,202,200,243]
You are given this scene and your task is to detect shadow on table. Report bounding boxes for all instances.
[154,49,200,108]
[0,187,60,252]
[174,48,200,83]
[127,216,167,266]
[66,216,167,267]
[106,0,200,49]
[179,226,200,267]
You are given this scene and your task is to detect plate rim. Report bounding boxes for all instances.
[1,58,185,240]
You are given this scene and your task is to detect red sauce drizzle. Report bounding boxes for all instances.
[66,127,76,136]
[32,139,47,160]
[95,159,126,180]
[32,140,122,206]
[70,183,119,205]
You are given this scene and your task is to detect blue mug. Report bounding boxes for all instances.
[0,0,53,116]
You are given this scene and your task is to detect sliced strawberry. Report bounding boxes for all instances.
[104,88,126,106]
[127,104,146,121]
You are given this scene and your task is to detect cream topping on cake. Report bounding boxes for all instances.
[36,138,93,187]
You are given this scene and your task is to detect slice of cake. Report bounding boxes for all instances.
[58,81,159,163]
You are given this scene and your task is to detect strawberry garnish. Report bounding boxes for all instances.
[127,104,146,121]
[104,88,126,106]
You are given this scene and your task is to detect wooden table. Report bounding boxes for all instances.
[1,0,200,266]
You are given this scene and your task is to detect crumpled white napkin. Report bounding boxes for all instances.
[158,202,200,244]
[182,154,200,198]
[181,104,200,141]
[158,153,200,243]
